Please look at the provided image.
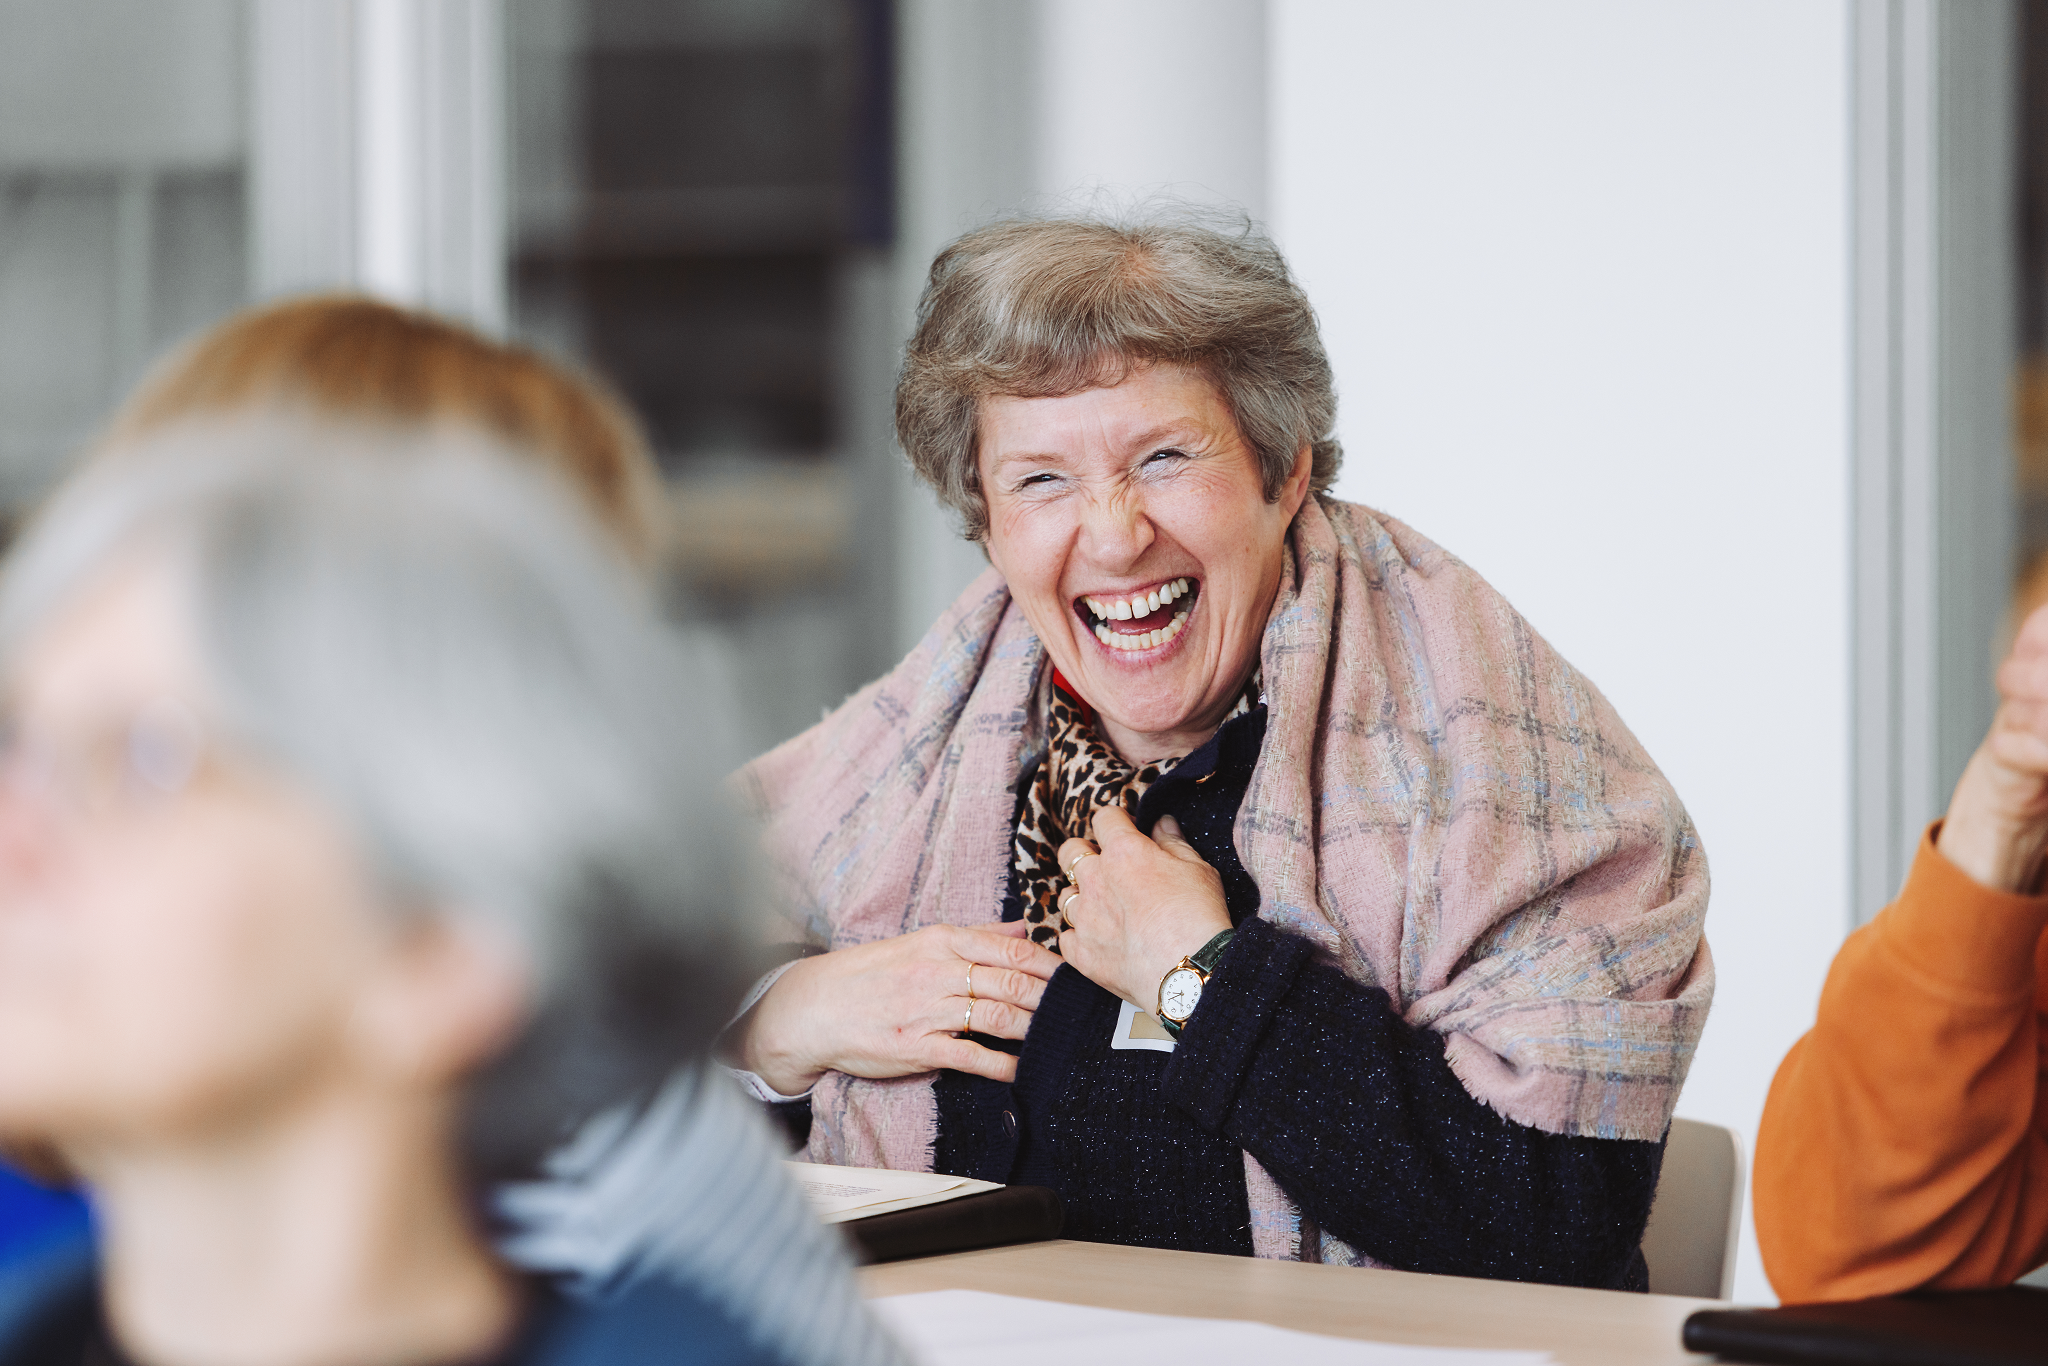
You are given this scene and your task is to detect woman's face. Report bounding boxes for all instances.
[0,560,394,1147]
[979,363,1311,757]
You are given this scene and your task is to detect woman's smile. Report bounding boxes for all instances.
[1075,577,1200,654]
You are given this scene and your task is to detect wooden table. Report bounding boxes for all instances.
[862,1239,1725,1365]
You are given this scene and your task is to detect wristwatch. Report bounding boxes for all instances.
[1156,929,1236,1038]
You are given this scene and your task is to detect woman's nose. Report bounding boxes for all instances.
[1077,489,1155,567]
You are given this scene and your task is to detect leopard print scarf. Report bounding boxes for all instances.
[1012,671,1258,950]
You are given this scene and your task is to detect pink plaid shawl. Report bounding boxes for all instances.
[739,497,1712,1261]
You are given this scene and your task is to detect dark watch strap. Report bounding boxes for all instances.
[1189,928,1236,975]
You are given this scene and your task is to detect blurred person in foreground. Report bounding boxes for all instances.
[0,294,669,1255]
[1755,601,2048,1301]
[0,422,789,1365]
[729,213,1713,1287]
[0,300,903,1366]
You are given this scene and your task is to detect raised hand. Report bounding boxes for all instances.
[1054,808,1232,1012]
[1939,603,2048,892]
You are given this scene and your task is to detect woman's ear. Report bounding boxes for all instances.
[345,916,531,1090]
[1280,441,1315,517]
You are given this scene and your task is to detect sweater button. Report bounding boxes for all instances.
[1002,1109,1018,1136]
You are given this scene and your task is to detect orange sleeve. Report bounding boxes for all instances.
[1754,827,2048,1302]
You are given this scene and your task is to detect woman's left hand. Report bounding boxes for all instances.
[1056,808,1232,1012]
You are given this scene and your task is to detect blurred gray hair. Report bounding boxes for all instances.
[895,208,1342,540]
[0,418,758,1178]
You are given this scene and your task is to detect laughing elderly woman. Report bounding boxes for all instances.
[730,215,1713,1288]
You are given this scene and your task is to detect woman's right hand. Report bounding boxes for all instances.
[731,923,1063,1095]
[1941,603,2048,892]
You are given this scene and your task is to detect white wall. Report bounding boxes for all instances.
[891,0,1037,650]
[1271,0,1852,1304]
[890,0,1272,657]
[1036,0,1268,223]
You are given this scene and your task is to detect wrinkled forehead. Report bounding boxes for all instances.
[976,363,1240,463]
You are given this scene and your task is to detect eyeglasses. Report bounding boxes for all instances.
[0,698,209,824]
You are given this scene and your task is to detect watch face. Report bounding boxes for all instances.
[1160,967,1204,1022]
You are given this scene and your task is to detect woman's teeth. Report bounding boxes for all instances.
[1094,611,1187,651]
[1083,578,1191,623]
[1083,578,1193,651]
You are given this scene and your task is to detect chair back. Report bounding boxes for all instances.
[1641,1117,1744,1299]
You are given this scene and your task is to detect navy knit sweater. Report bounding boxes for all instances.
[786,706,1664,1290]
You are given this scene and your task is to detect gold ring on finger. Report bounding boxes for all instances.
[963,1000,975,1034]
[1067,851,1098,887]
[966,962,975,1000]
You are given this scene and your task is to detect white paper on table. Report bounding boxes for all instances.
[870,1290,1557,1366]
[786,1161,1003,1224]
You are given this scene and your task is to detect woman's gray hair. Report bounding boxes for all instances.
[895,210,1342,540]
[0,418,758,1179]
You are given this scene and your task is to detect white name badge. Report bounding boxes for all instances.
[1110,997,1177,1052]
